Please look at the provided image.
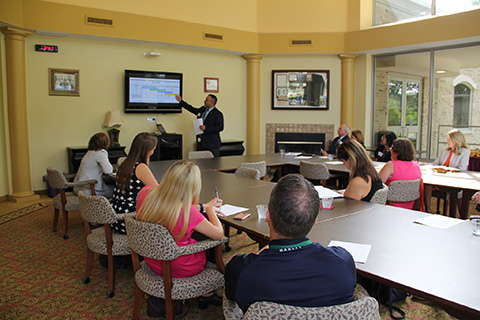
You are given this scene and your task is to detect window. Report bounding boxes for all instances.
[375,0,480,25]
[453,83,472,128]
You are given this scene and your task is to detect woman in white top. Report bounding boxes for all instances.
[74,132,114,198]
[425,129,470,213]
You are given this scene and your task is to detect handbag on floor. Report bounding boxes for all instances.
[376,284,408,320]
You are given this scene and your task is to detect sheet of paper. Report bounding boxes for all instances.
[314,186,343,199]
[220,204,249,216]
[325,161,343,165]
[295,155,313,159]
[285,152,302,156]
[413,215,463,229]
[328,240,371,264]
[193,119,203,135]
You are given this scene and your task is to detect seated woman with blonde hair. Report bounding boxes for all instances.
[351,130,365,148]
[337,139,384,201]
[136,160,224,316]
[379,138,422,209]
[424,129,470,213]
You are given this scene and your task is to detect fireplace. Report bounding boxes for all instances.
[275,132,325,154]
[266,123,334,154]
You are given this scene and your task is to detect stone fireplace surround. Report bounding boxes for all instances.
[266,123,335,154]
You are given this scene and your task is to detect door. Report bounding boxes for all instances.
[387,74,422,149]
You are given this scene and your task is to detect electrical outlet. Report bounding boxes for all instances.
[147,117,157,123]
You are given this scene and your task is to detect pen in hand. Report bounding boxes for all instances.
[215,186,219,205]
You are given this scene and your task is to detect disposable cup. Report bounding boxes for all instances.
[322,197,333,208]
[472,218,480,236]
[256,205,268,219]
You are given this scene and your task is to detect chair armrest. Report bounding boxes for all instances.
[354,283,370,300]
[178,237,228,256]
[115,212,136,221]
[64,173,76,181]
[223,288,244,320]
[67,179,98,188]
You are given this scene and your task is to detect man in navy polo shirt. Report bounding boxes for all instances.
[225,174,356,313]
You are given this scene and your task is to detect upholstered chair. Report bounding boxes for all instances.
[386,179,421,204]
[238,161,266,179]
[299,160,331,186]
[78,192,131,298]
[125,215,227,320]
[235,167,260,180]
[223,283,381,320]
[370,183,389,205]
[46,167,97,239]
[188,150,214,159]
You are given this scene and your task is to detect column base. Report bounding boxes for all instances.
[9,192,41,203]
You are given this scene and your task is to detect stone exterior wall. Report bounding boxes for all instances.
[375,67,480,159]
[265,124,334,154]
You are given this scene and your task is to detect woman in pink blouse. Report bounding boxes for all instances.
[136,160,224,315]
[379,138,422,209]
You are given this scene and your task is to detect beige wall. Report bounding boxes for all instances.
[259,55,343,152]
[25,34,248,191]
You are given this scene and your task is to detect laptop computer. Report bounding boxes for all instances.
[156,124,167,135]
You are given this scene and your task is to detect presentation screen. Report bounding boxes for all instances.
[125,70,183,113]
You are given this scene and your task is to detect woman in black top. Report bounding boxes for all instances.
[337,139,383,202]
[374,131,397,162]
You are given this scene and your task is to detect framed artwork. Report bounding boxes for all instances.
[204,77,219,93]
[49,68,80,96]
[272,70,329,110]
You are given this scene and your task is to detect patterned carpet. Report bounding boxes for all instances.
[0,205,458,319]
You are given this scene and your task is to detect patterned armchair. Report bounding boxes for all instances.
[78,192,131,298]
[370,183,389,205]
[387,179,421,203]
[300,160,331,186]
[238,161,266,179]
[46,167,97,239]
[188,150,214,159]
[223,284,380,320]
[235,167,260,180]
[125,215,227,320]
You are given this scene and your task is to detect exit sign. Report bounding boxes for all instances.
[35,44,58,52]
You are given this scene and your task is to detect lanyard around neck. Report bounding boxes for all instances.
[269,239,312,250]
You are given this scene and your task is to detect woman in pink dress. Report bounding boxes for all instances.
[136,160,224,315]
[379,138,422,209]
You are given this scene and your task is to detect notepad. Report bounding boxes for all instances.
[314,186,343,199]
[328,240,371,264]
[220,204,249,216]
[413,215,463,229]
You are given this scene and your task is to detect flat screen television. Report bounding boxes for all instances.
[125,69,183,113]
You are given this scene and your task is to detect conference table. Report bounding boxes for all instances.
[148,156,480,318]
[151,153,480,220]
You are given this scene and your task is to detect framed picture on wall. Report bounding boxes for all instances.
[49,68,80,96]
[204,77,219,93]
[272,70,329,110]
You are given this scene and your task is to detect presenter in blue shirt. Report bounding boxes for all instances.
[175,94,224,157]
[225,174,356,313]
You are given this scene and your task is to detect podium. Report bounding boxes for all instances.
[151,134,182,161]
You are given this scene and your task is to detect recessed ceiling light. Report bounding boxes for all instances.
[436,70,446,74]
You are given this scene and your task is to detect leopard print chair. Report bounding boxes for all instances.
[223,284,381,320]
[238,161,267,179]
[188,150,214,159]
[386,179,421,203]
[78,191,131,298]
[370,183,389,205]
[235,167,261,180]
[300,160,331,186]
[125,215,227,320]
[46,167,97,239]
